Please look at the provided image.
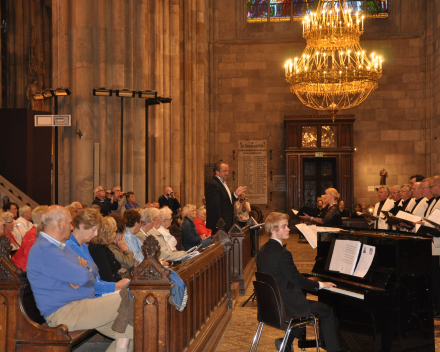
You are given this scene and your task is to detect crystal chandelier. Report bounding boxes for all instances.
[284,0,383,122]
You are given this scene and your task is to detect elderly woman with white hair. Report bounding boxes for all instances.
[12,205,48,271]
[146,207,186,261]
[13,205,33,247]
[2,211,20,251]
[180,204,212,251]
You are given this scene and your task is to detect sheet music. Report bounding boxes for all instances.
[353,245,375,278]
[395,211,421,223]
[434,237,440,248]
[425,208,440,226]
[292,209,299,215]
[295,224,317,249]
[329,239,362,275]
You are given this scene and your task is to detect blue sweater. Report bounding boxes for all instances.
[65,234,115,297]
[27,234,98,318]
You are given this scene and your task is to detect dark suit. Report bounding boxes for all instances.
[205,176,237,232]
[257,239,340,351]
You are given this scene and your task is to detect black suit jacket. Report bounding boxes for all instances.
[205,176,237,232]
[257,239,319,318]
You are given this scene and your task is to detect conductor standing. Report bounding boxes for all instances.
[205,160,247,233]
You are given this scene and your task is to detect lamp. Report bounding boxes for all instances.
[138,90,157,99]
[43,89,55,99]
[32,91,45,100]
[93,87,113,96]
[284,0,383,122]
[116,89,135,98]
[53,88,71,96]
[157,97,172,104]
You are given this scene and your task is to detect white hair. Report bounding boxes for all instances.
[19,205,32,217]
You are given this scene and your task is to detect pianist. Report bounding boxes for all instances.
[257,212,342,352]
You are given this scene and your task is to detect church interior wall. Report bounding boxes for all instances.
[209,0,432,217]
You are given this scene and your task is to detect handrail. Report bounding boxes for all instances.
[0,174,40,208]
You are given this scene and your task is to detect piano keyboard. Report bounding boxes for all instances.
[322,286,364,300]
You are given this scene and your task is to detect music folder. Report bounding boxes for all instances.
[356,212,378,221]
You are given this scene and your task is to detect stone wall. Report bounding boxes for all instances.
[209,0,431,215]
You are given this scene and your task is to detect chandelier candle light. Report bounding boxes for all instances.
[284,0,383,122]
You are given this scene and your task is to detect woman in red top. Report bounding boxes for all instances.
[194,206,212,240]
[12,205,48,271]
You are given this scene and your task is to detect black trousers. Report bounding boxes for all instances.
[285,300,340,352]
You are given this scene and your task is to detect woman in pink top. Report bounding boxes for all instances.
[194,206,211,239]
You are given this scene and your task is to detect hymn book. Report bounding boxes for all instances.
[384,210,420,227]
[423,208,440,227]
[356,212,378,221]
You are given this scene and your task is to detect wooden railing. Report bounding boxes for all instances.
[130,235,232,352]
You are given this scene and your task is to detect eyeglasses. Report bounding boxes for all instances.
[97,189,105,192]
[429,185,437,189]
[5,221,13,224]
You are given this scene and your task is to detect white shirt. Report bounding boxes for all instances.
[157,226,177,251]
[13,216,33,246]
[216,176,232,203]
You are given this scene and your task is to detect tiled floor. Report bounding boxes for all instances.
[215,232,440,352]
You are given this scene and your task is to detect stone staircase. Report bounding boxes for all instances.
[0,175,39,208]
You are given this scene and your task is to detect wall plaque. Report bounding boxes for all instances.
[238,140,267,204]
[273,175,286,192]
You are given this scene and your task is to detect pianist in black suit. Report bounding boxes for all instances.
[257,212,341,352]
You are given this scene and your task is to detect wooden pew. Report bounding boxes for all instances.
[342,218,370,229]
[130,235,232,352]
[0,236,96,352]
[228,224,256,295]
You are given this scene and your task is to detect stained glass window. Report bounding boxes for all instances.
[301,126,318,148]
[246,0,388,23]
[321,125,337,148]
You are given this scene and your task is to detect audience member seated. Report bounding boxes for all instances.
[71,201,83,213]
[111,186,127,215]
[152,201,160,209]
[65,208,130,297]
[2,202,18,219]
[122,209,144,264]
[89,216,127,282]
[350,204,363,218]
[146,208,186,261]
[235,193,251,228]
[136,208,154,243]
[108,214,138,278]
[27,205,133,351]
[12,205,48,271]
[157,208,179,250]
[92,185,118,216]
[338,200,350,218]
[299,188,343,227]
[181,204,212,251]
[2,211,20,250]
[124,192,140,210]
[194,206,211,240]
[12,205,33,247]
[158,186,181,216]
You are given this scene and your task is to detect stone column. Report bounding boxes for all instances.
[53,0,206,206]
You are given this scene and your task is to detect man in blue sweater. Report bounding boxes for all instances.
[27,205,133,352]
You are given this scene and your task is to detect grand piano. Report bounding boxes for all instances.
[306,228,434,352]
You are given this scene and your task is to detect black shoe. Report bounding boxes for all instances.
[275,338,292,352]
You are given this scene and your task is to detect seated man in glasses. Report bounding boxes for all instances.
[27,205,133,352]
[92,186,118,217]
[257,212,341,352]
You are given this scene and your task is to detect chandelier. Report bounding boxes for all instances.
[284,0,383,122]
